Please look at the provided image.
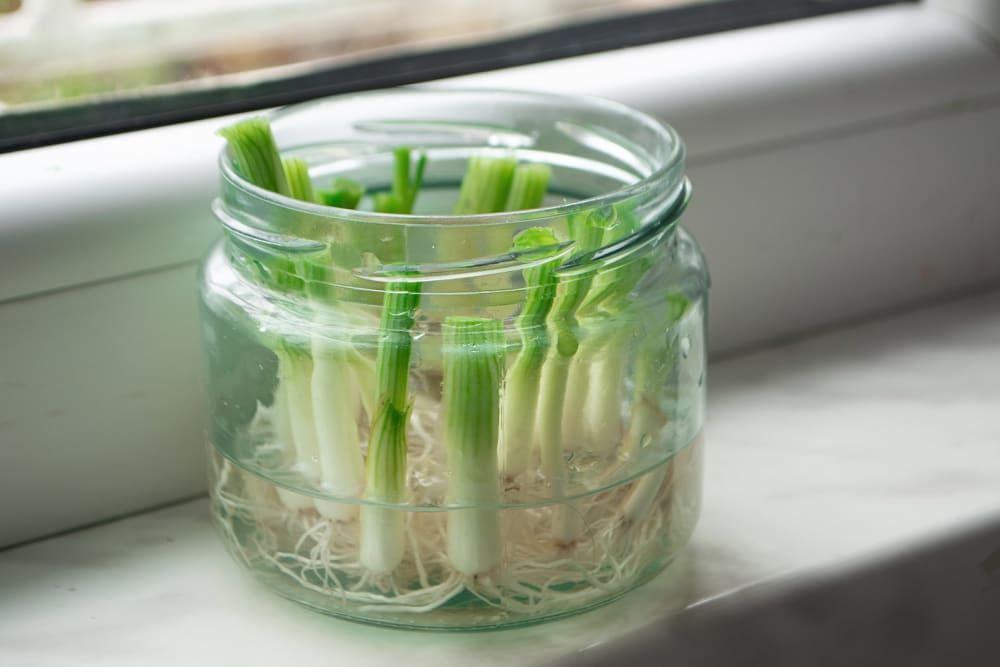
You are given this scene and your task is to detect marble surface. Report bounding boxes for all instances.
[2,289,1000,666]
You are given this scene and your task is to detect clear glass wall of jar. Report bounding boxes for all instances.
[199,90,709,629]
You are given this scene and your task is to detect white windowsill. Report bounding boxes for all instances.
[2,288,998,665]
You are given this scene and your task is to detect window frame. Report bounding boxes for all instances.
[0,0,912,153]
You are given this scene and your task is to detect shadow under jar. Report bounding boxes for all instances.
[199,89,709,630]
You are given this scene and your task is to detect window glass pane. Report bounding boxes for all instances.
[0,0,907,151]
[0,0,721,112]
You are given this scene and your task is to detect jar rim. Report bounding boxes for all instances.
[217,87,686,229]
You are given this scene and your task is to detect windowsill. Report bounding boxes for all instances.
[4,289,998,664]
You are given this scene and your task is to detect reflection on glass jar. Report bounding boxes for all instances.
[199,89,709,629]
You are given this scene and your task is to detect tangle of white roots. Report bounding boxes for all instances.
[210,394,701,623]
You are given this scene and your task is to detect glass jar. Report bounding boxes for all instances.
[199,89,709,630]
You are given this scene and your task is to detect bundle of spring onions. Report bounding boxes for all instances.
[215,116,692,604]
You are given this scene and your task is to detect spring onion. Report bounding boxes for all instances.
[442,317,505,575]
[571,204,647,457]
[217,117,288,194]
[499,227,560,480]
[359,147,426,573]
[497,164,555,480]
[219,119,370,518]
[359,278,421,572]
[622,293,690,524]
[218,120,317,509]
[535,211,606,544]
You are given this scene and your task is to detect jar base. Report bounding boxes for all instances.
[253,553,679,631]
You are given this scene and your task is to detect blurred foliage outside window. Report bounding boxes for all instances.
[0,0,717,113]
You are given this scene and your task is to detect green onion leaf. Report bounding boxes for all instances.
[504,163,551,212]
[500,227,561,479]
[217,116,290,196]
[359,272,422,572]
[454,156,518,214]
[319,178,365,209]
[282,157,316,203]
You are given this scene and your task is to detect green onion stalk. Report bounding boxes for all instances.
[218,119,314,510]
[359,148,523,572]
[359,278,421,573]
[496,164,556,481]
[285,157,367,521]
[442,317,506,575]
[243,246,326,512]
[450,157,558,487]
[567,204,647,458]
[622,293,690,525]
[449,154,519,270]
[535,212,606,545]
[245,243,323,513]
[498,226,560,480]
[302,258,367,520]
[315,174,381,428]
[445,158,549,570]
[359,148,425,573]
[558,207,624,453]
[273,343,318,511]
[324,148,426,431]
[219,119,368,519]
[559,356,591,454]
[454,155,518,215]
[319,177,365,209]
